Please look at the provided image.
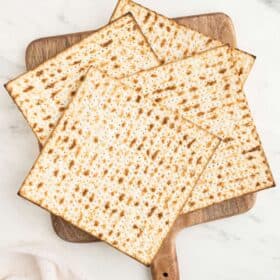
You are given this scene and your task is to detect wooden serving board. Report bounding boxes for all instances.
[26,13,257,279]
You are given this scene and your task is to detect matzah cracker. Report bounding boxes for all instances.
[111,0,222,63]
[19,68,220,265]
[5,13,160,145]
[120,45,275,213]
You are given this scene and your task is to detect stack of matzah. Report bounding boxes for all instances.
[4,0,274,267]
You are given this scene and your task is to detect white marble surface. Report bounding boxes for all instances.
[0,0,279,279]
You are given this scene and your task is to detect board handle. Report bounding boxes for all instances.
[151,229,179,280]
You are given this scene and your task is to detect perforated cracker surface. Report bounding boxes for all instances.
[5,14,160,145]
[111,0,222,63]
[121,46,274,213]
[19,68,219,265]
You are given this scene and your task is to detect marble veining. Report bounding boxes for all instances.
[260,0,280,12]
[0,0,279,279]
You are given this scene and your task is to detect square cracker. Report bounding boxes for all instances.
[120,45,275,213]
[19,68,220,265]
[111,0,222,62]
[5,13,160,145]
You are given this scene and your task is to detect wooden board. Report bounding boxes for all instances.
[25,13,256,279]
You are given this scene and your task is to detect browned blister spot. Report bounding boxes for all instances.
[116,193,125,203]
[36,70,44,77]
[148,124,154,131]
[45,82,56,89]
[242,145,261,154]
[219,68,227,74]
[189,86,198,92]
[135,95,141,102]
[224,137,234,143]
[177,98,187,105]
[69,160,74,169]
[60,76,67,81]
[160,39,166,47]
[89,193,94,202]
[197,111,205,117]
[238,67,244,75]
[138,108,143,115]
[224,84,230,90]
[210,114,218,120]
[187,139,196,148]
[100,39,113,47]
[196,156,202,164]
[43,115,51,121]
[154,85,176,94]
[144,12,151,23]
[168,122,174,129]
[23,85,34,92]
[105,201,110,210]
[72,60,81,65]
[154,97,162,102]
[142,187,147,195]
[119,210,125,217]
[242,113,250,119]
[147,206,157,217]
[137,144,143,151]
[132,23,138,31]
[62,120,68,131]
[227,162,232,167]
[129,138,137,148]
[127,196,133,205]
[69,139,77,150]
[82,189,88,196]
[151,150,159,160]
[70,90,76,97]
[183,48,189,57]
[78,66,85,73]
[206,80,216,86]
[162,117,169,125]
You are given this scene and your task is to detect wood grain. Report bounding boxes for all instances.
[25,12,256,279]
